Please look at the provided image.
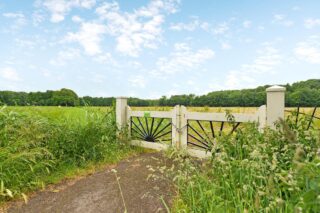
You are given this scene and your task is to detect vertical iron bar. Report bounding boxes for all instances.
[145,117,149,136]
[153,122,171,138]
[230,122,241,135]
[137,117,148,136]
[131,120,147,137]
[150,117,155,136]
[152,118,164,137]
[219,122,224,136]
[196,120,210,140]
[209,121,215,138]
[188,123,208,143]
[307,107,317,130]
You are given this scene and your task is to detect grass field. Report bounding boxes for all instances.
[0,106,139,203]
[1,105,319,211]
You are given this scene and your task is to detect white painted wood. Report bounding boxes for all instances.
[266,86,286,129]
[187,148,211,159]
[127,106,132,137]
[256,105,266,131]
[116,97,128,129]
[128,110,173,119]
[186,111,257,122]
[180,106,188,148]
[130,140,168,151]
[171,105,179,148]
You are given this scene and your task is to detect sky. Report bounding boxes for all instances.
[0,0,320,98]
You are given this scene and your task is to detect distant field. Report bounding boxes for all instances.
[3,106,111,124]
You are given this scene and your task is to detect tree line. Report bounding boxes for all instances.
[1,79,319,107]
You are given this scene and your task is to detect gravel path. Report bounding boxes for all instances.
[7,152,174,213]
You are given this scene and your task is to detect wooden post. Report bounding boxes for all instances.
[171,105,180,148]
[116,97,128,130]
[266,86,286,129]
[180,105,188,149]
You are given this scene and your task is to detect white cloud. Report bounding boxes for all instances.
[225,44,282,89]
[0,67,22,82]
[152,43,215,76]
[65,22,107,55]
[272,14,294,27]
[170,17,208,31]
[50,48,81,66]
[304,18,320,29]
[41,0,96,23]
[95,0,179,56]
[32,11,45,25]
[72,15,83,23]
[2,12,27,29]
[243,20,252,28]
[294,36,320,64]
[129,75,147,88]
[213,22,229,35]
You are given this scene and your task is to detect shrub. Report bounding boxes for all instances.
[0,106,131,202]
[170,117,320,212]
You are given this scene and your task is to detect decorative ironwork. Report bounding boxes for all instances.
[187,120,242,150]
[130,117,172,142]
[285,106,319,130]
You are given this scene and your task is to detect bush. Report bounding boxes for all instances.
[0,106,131,202]
[170,116,320,212]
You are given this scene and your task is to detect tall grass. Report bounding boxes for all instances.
[0,106,133,202]
[170,115,320,212]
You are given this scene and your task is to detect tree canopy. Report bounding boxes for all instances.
[0,79,319,107]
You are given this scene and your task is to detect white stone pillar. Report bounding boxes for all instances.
[116,97,128,130]
[266,86,286,129]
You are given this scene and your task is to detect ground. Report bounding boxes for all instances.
[5,152,174,213]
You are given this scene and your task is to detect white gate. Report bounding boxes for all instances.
[116,86,286,158]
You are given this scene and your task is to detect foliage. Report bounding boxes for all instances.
[0,106,134,202]
[169,116,320,212]
[1,79,320,107]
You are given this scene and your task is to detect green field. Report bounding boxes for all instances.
[1,106,319,212]
[0,106,138,203]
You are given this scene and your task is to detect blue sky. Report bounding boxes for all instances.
[0,0,320,98]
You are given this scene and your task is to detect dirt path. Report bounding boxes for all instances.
[7,152,174,213]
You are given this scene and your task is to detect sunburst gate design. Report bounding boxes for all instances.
[130,117,172,142]
[187,120,241,150]
[285,106,319,130]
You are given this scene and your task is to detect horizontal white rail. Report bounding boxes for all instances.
[128,109,173,119]
[186,112,257,122]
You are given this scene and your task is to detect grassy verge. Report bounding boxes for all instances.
[168,117,320,212]
[0,106,139,204]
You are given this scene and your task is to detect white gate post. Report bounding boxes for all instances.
[180,105,188,149]
[266,86,286,129]
[172,105,180,148]
[116,97,128,130]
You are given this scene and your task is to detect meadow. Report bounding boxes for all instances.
[0,106,138,203]
[1,105,319,212]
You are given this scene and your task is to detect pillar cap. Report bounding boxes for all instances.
[116,96,128,99]
[266,85,286,92]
